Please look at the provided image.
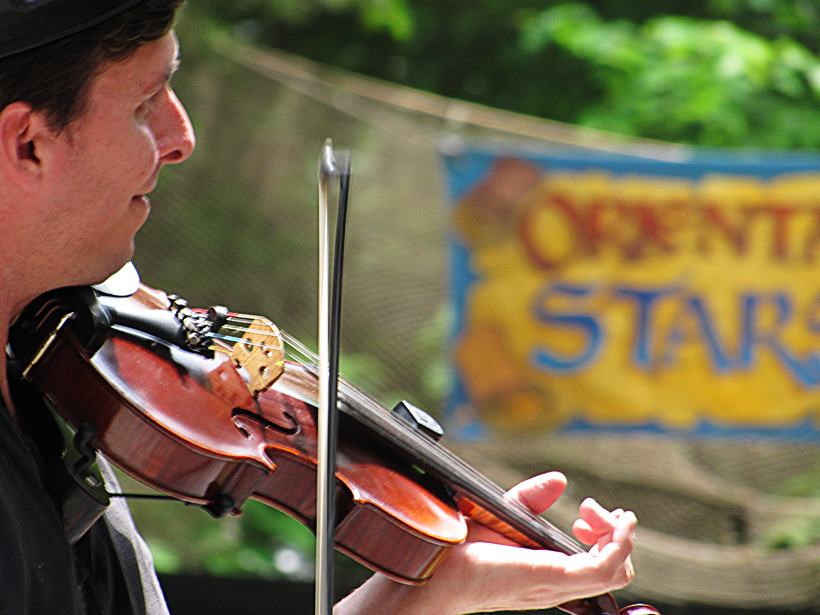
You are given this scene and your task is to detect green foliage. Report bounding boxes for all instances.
[187,0,820,149]
[194,0,413,40]
[131,492,367,580]
[775,457,820,498]
[763,516,820,550]
[760,459,820,550]
[415,304,454,404]
[519,4,820,147]
[708,0,820,44]
[358,0,414,41]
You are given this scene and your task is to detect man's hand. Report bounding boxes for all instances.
[335,472,636,615]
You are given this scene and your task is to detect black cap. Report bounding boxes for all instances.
[0,0,143,59]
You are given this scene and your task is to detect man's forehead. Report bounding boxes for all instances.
[0,0,143,59]
[84,30,178,102]
[136,33,180,95]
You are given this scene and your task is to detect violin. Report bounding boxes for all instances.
[8,280,658,615]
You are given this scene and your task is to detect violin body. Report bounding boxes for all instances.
[8,283,657,615]
[10,284,463,583]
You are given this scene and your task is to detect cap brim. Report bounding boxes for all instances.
[0,0,144,58]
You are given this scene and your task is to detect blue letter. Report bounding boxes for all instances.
[740,292,820,388]
[613,285,679,369]
[530,282,602,373]
[662,295,733,373]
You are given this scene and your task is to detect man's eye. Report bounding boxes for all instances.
[138,86,169,115]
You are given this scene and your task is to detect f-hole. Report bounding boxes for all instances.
[231,407,299,436]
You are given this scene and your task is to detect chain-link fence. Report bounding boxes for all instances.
[133,28,820,609]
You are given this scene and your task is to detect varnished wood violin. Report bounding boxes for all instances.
[8,277,658,615]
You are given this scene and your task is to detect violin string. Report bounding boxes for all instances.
[206,320,284,352]
[203,313,583,554]
[336,380,584,554]
[203,315,288,353]
[206,332,285,353]
[280,356,585,554]
[217,316,321,367]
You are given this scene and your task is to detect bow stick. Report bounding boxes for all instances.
[315,139,351,615]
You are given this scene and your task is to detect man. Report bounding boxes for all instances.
[0,1,637,613]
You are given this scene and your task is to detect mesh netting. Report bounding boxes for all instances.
[133,33,820,608]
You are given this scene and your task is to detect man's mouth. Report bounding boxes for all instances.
[133,178,158,204]
[131,194,151,212]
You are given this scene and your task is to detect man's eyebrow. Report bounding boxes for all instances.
[166,35,181,84]
[142,36,181,95]
[165,56,181,84]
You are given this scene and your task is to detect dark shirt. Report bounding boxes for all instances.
[0,388,169,614]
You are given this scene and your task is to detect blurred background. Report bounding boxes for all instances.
[122,1,820,613]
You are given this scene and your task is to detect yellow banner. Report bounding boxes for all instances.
[444,149,820,439]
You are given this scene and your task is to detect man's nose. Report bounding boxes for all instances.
[156,89,195,165]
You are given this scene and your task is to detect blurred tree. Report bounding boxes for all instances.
[189,0,820,149]
[519,4,820,146]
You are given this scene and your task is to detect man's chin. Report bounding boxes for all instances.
[85,244,136,288]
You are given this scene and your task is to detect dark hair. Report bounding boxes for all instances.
[0,0,185,132]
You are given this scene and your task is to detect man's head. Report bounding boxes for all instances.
[0,0,185,132]
[0,0,194,300]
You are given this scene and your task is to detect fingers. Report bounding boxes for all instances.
[338,475,638,615]
[596,509,636,562]
[504,471,567,514]
[565,509,636,593]
[488,475,636,603]
[449,513,635,612]
[593,510,637,586]
[465,473,568,547]
[572,498,628,546]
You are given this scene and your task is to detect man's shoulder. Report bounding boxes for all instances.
[0,393,85,613]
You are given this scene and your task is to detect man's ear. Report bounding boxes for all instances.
[0,102,55,189]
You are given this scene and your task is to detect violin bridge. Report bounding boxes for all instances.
[226,316,286,397]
